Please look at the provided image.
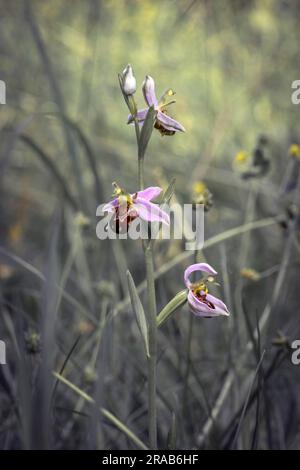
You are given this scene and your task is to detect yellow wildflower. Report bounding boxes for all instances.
[289,144,300,159]
[234,151,248,164]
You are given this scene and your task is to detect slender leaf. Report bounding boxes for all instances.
[127,270,150,357]
[157,290,188,327]
[138,106,156,160]
[231,350,266,449]
[51,334,82,409]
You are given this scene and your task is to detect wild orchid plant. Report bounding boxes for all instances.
[102,64,230,448]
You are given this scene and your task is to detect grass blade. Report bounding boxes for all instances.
[231,350,266,449]
[19,133,78,211]
[53,372,148,450]
[160,177,176,205]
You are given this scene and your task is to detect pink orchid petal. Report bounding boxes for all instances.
[134,197,170,225]
[206,293,230,315]
[136,187,162,202]
[184,263,218,289]
[102,198,118,212]
[127,108,148,124]
[187,291,229,317]
[157,110,185,132]
[187,291,213,316]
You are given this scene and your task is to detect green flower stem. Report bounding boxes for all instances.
[134,118,140,144]
[134,106,157,448]
[138,157,144,190]
[144,240,157,449]
[133,117,144,189]
[182,311,194,414]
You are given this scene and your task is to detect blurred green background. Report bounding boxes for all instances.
[1,0,299,210]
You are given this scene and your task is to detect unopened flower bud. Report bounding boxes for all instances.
[272,331,290,349]
[96,280,115,299]
[84,365,98,385]
[25,330,41,354]
[0,264,13,280]
[240,268,261,282]
[74,211,90,228]
[192,182,213,212]
[76,320,94,334]
[121,64,136,95]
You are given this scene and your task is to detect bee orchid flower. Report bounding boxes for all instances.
[184,263,230,318]
[127,75,185,136]
[103,183,170,233]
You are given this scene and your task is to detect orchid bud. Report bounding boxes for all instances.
[121,64,136,95]
[142,75,156,105]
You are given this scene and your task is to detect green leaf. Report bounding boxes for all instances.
[127,270,150,357]
[156,289,188,328]
[167,412,177,450]
[138,106,156,160]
